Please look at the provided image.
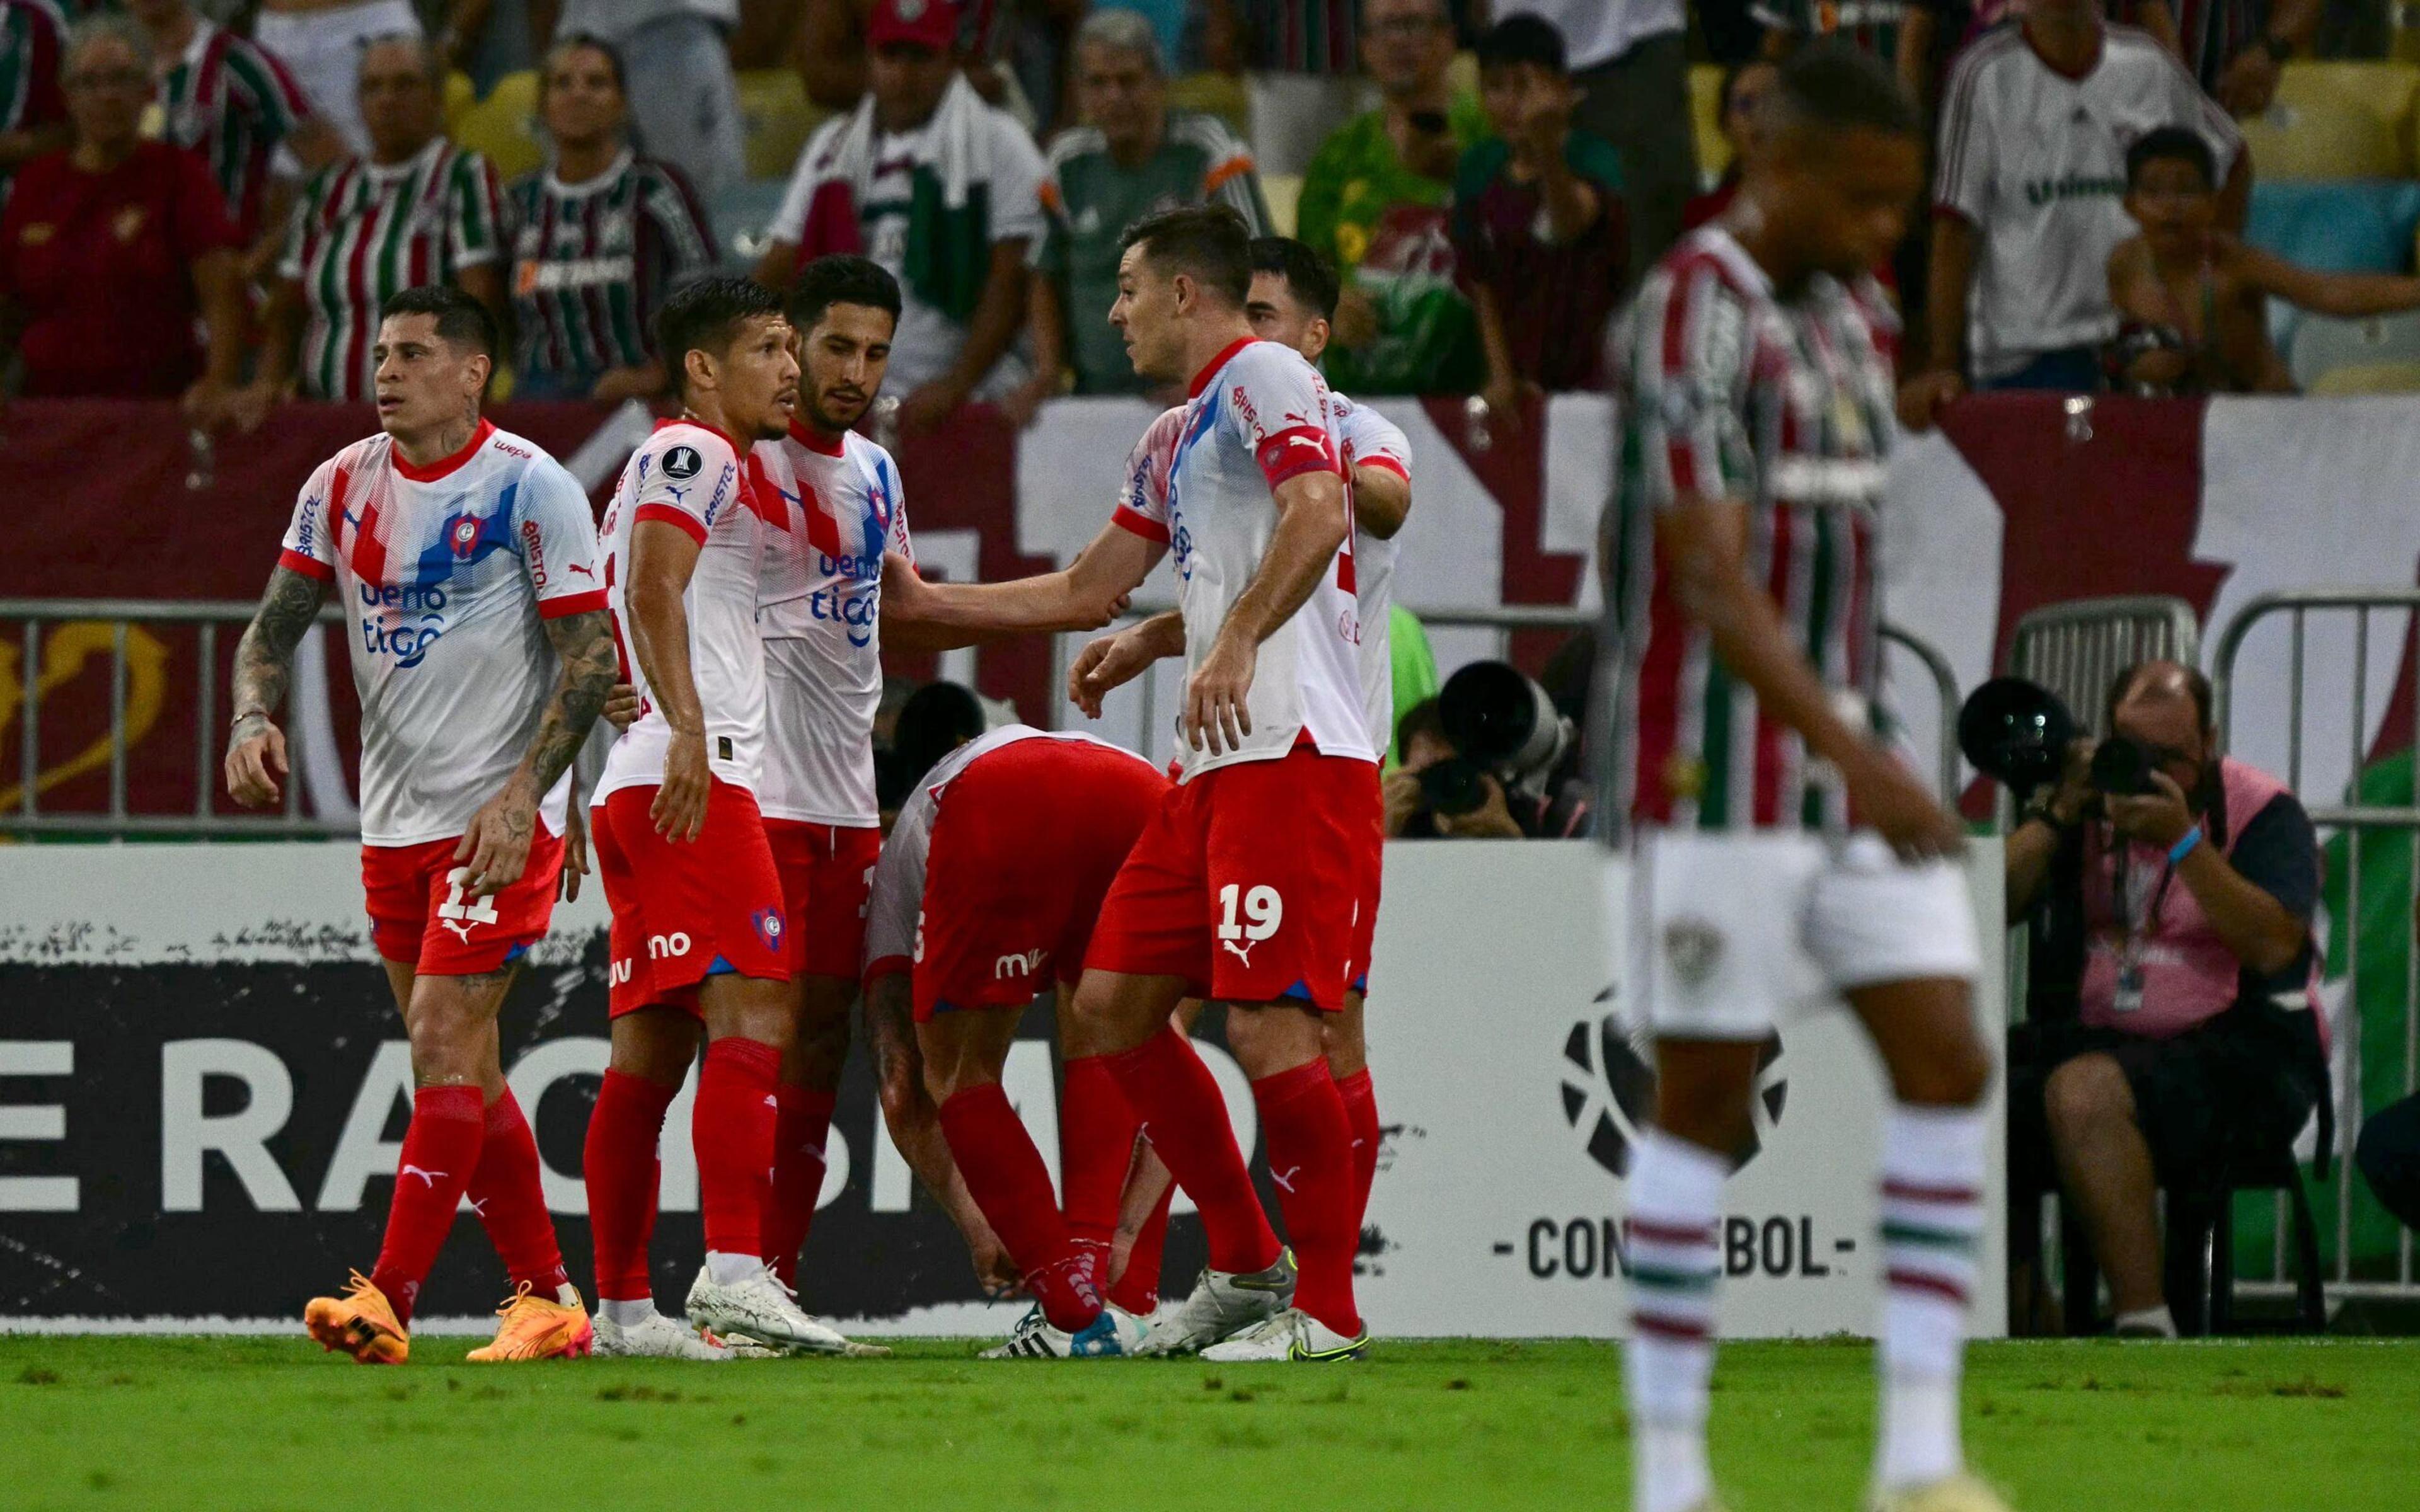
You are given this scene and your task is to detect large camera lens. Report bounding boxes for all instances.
[1418,756,1490,818]
[2089,736,2159,796]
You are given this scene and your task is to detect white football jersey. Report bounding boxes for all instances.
[1332,393,1411,757]
[861,724,1156,977]
[1934,24,2242,380]
[1110,338,1373,780]
[593,420,769,804]
[278,420,602,847]
[749,425,913,827]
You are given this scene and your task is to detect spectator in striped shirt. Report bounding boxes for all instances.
[0,0,70,204]
[506,34,715,401]
[125,0,339,268]
[254,33,508,405]
[1020,6,1268,411]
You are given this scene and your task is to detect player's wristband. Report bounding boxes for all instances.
[231,706,270,728]
[2168,825,2205,866]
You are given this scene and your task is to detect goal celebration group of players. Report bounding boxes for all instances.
[225,43,2012,1512]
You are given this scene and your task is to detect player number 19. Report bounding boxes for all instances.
[1216,883,1282,943]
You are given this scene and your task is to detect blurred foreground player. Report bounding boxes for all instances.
[1603,49,2004,1512]
[227,285,614,1363]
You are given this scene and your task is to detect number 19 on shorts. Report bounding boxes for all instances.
[1217,883,1283,956]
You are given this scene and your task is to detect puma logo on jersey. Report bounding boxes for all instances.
[565,562,595,578]
[1284,435,1325,453]
[1221,938,1258,967]
[440,920,476,943]
[400,1164,449,1187]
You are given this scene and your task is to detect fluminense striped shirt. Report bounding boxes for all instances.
[279,137,505,400]
[505,149,713,386]
[1603,226,1899,835]
[0,0,66,202]
[158,18,313,243]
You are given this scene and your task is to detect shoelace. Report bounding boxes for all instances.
[488,1280,541,1320]
[340,1269,382,1303]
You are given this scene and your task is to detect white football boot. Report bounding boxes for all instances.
[591,1309,737,1361]
[1198,1307,1369,1363]
[684,1267,865,1356]
[1134,1249,1297,1356]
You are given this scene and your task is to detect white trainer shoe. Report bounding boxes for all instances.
[591,1309,737,1361]
[1134,1250,1297,1356]
[1198,1307,1369,1363]
[684,1268,863,1356]
[982,1303,1148,1359]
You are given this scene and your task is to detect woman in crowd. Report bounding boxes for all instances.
[0,16,248,423]
[505,33,717,403]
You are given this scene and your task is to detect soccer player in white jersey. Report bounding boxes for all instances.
[1068,233,1412,1320]
[225,286,614,1365]
[581,275,858,1359]
[1607,51,2003,1512]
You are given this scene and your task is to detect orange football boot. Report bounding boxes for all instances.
[466,1283,595,1361]
[303,1271,409,1365]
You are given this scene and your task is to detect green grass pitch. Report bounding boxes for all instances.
[0,1336,2411,1511]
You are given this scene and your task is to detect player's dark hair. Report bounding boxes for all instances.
[655,275,785,400]
[380,284,497,361]
[787,255,902,335]
[1119,204,1252,307]
[2125,125,2216,192]
[1770,40,1917,140]
[890,682,988,796]
[1475,13,1566,75]
[541,32,628,99]
[1248,236,1340,323]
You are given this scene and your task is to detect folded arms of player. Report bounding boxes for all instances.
[1187,469,1351,755]
[875,529,1144,653]
[1660,491,1962,863]
[224,563,329,808]
[625,518,714,843]
[454,608,616,897]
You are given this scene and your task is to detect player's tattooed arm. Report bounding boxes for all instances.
[224,564,328,806]
[454,609,616,897]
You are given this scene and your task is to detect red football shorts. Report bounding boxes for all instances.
[1086,743,1382,1012]
[1345,774,1386,995]
[911,738,1166,1023]
[593,779,790,1018]
[360,825,565,973]
[764,819,882,980]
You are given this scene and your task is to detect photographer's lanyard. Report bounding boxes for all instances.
[2111,844,2178,1014]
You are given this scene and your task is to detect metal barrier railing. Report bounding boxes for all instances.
[2009,595,2201,738]
[2215,588,2420,1298]
[1,597,353,839]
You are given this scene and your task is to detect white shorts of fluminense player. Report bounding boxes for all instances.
[1627,828,1980,1041]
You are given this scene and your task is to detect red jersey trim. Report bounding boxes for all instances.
[788,421,846,457]
[1189,335,1259,398]
[1256,424,1343,490]
[391,418,497,483]
[633,502,709,544]
[1354,453,1410,481]
[279,547,333,581]
[539,589,608,619]
[1112,505,1170,542]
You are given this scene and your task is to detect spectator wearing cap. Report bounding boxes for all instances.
[1899,0,2247,423]
[1453,15,1626,421]
[1489,0,1695,275]
[0,15,246,417]
[254,33,507,404]
[252,0,426,159]
[0,0,69,205]
[1296,0,1487,396]
[1019,6,1268,412]
[2120,0,2316,115]
[760,0,1047,437]
[125,0,338,273]
[537,0,747,203]
[507,33,716,401]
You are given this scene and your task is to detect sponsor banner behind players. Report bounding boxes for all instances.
[0,839,2003,1337]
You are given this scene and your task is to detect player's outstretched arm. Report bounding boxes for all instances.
[1187,469,1351,754]
[224,563,327,808]
[626,518,712,843]
[879,520,1162,652]
[1352,461,1411,542]
[456,609,617,896]
[863,973,1020,1295]
[1068,610,1185,719]
[1659,494,1961,864]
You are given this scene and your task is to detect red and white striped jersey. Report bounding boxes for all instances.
[276,420,604,846]
[279,137,506,399]
[158,18,313,243]
[747,423,913,827]
[1110,338,1371,780]
[1605,226,1897,834]
[594,420,771,805]
[1332,392,1410,757]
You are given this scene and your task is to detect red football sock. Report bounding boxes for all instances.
[695,1036,782,1261]
[369,1085,486,1326]
[584,1068,676,1303]
[1105,1028,1279,1276]
[468,1090,570,1297]
[763,1084,837,1286]
[1108,1176,1177,1316]
[1059,1054,1139,1285]
[1335,1067,1381,1229]
[938,1083,1100,1333]
[1255,1060,1363,1337]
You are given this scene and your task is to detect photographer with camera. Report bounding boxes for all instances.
[1384,663,1592,840]
[1998,659,2324,1337]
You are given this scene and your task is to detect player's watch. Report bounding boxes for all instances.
[230,706,270,728]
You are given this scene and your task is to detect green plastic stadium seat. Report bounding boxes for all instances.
[739,70,829,184]
[1262,173,1302,239]
[1690,63,1727,190]
[456,69,542,183]
[2307,358,2420,394]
